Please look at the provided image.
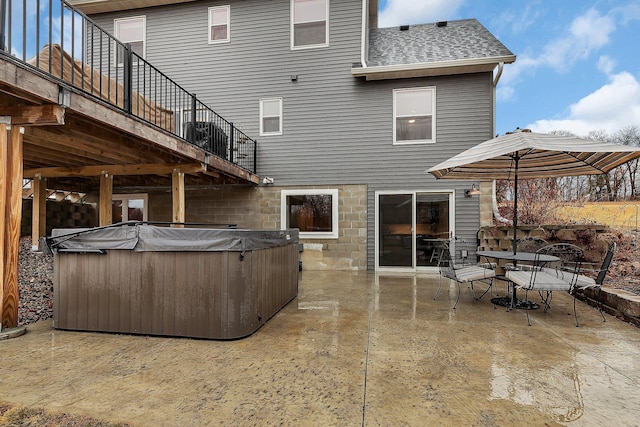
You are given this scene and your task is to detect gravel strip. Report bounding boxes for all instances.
[18,237,54,326]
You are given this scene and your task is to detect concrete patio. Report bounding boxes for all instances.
[1,271,639,426]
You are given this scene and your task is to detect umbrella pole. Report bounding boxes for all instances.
[512,154,519,255]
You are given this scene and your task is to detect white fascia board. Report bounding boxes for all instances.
[351,55,517,78]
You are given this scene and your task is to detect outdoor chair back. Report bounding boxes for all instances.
[570,242,617,322]
[517,236,549,253]
[537,242,585,271]
[504,237,550,271]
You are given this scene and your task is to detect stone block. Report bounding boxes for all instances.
[554,229,577,241]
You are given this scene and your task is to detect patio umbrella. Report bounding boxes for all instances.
[427,129,640,253]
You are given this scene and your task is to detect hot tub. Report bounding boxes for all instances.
[46,224,299,339]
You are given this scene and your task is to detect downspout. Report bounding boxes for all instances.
[360,0,368,68]
[492,63,512,225]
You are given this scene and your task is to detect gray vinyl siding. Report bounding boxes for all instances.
[89,0,494,269]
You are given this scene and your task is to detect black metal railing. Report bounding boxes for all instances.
[0,0,257,173]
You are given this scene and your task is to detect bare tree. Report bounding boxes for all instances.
[495,126,640,223]
[614,126,640,199]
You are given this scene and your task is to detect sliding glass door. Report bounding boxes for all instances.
[376,191,453,271]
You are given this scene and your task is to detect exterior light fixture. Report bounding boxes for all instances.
[58,86,71,107]
[465,184,481,197]
[408,119,416,124]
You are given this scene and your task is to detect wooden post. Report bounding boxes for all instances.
[99,172,113,226]
[32,174,47,250]
[2,125,23,329]
[172,168,185,227]
[0,123,7,330]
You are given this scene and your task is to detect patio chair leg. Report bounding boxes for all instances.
[433,276,443,300]
[525,289,531,326]
[573,293,579,327]
[476,279,493,300]
[469,282,477,300]
[452,281,461,309]
[539,291,552,313]
[596,288,606,322]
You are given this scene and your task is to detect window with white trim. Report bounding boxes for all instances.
[393,87,436,144]
[281,189,339,239]
[260,98,283,136]
[112,194,148,223]
[291,0,328,49]
[208,5,230,43]
[114,16,145,65]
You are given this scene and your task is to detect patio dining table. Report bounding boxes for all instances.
[476,251,560,309]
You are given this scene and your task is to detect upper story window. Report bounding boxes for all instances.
[291,0,329,49]
[260,98,283,136]
[393,87,436,144]
[209,5,230,44]
[281,189,339,239]
[114,16,146,64]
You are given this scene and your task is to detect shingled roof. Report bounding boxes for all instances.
[353,18,515,80]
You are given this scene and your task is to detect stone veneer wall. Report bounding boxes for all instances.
[478,224,611,263]
[148,184,368,270]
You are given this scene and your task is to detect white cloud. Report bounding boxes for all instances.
[493,2,543,35]
[539,8,614,72]
[378,0,464,28]
[527,72,640,136]
[498,8,616,102]
[597,55,616,74]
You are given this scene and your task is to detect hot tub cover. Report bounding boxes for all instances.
[49,224,299,253]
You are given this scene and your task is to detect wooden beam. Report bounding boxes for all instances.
[32,175,47,250]
[99,173,113,226]
[24,162,207,179]
[0,123,7,330]
[25,126,166,165]
[0,105,65,126]
[70,94,206,161]
[2,125,23,329]
[172,168,185,227]
[0,59,59,104]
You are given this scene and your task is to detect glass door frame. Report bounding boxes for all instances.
[375,190,455,273]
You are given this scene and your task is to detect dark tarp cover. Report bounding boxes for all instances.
[50,225,299,253]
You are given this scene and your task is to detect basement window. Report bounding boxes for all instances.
[281,189,338,239]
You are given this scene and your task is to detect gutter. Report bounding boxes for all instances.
[351,55,516,77]
[360,0,368,68]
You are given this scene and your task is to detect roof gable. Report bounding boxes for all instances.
[354,18,515,80]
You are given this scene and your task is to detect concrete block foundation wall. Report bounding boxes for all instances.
[149,186,262,228]
[149,184,368,270]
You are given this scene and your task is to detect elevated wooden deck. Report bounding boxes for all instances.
[0,53,259,329]
[1,55,259,190]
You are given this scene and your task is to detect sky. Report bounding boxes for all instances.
[378,0,640,138]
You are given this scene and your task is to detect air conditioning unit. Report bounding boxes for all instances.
[184,121,228,160]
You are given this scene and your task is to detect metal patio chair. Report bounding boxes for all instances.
[507,243,582,326]
[570,242,616,322]
[434,239,496,309]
